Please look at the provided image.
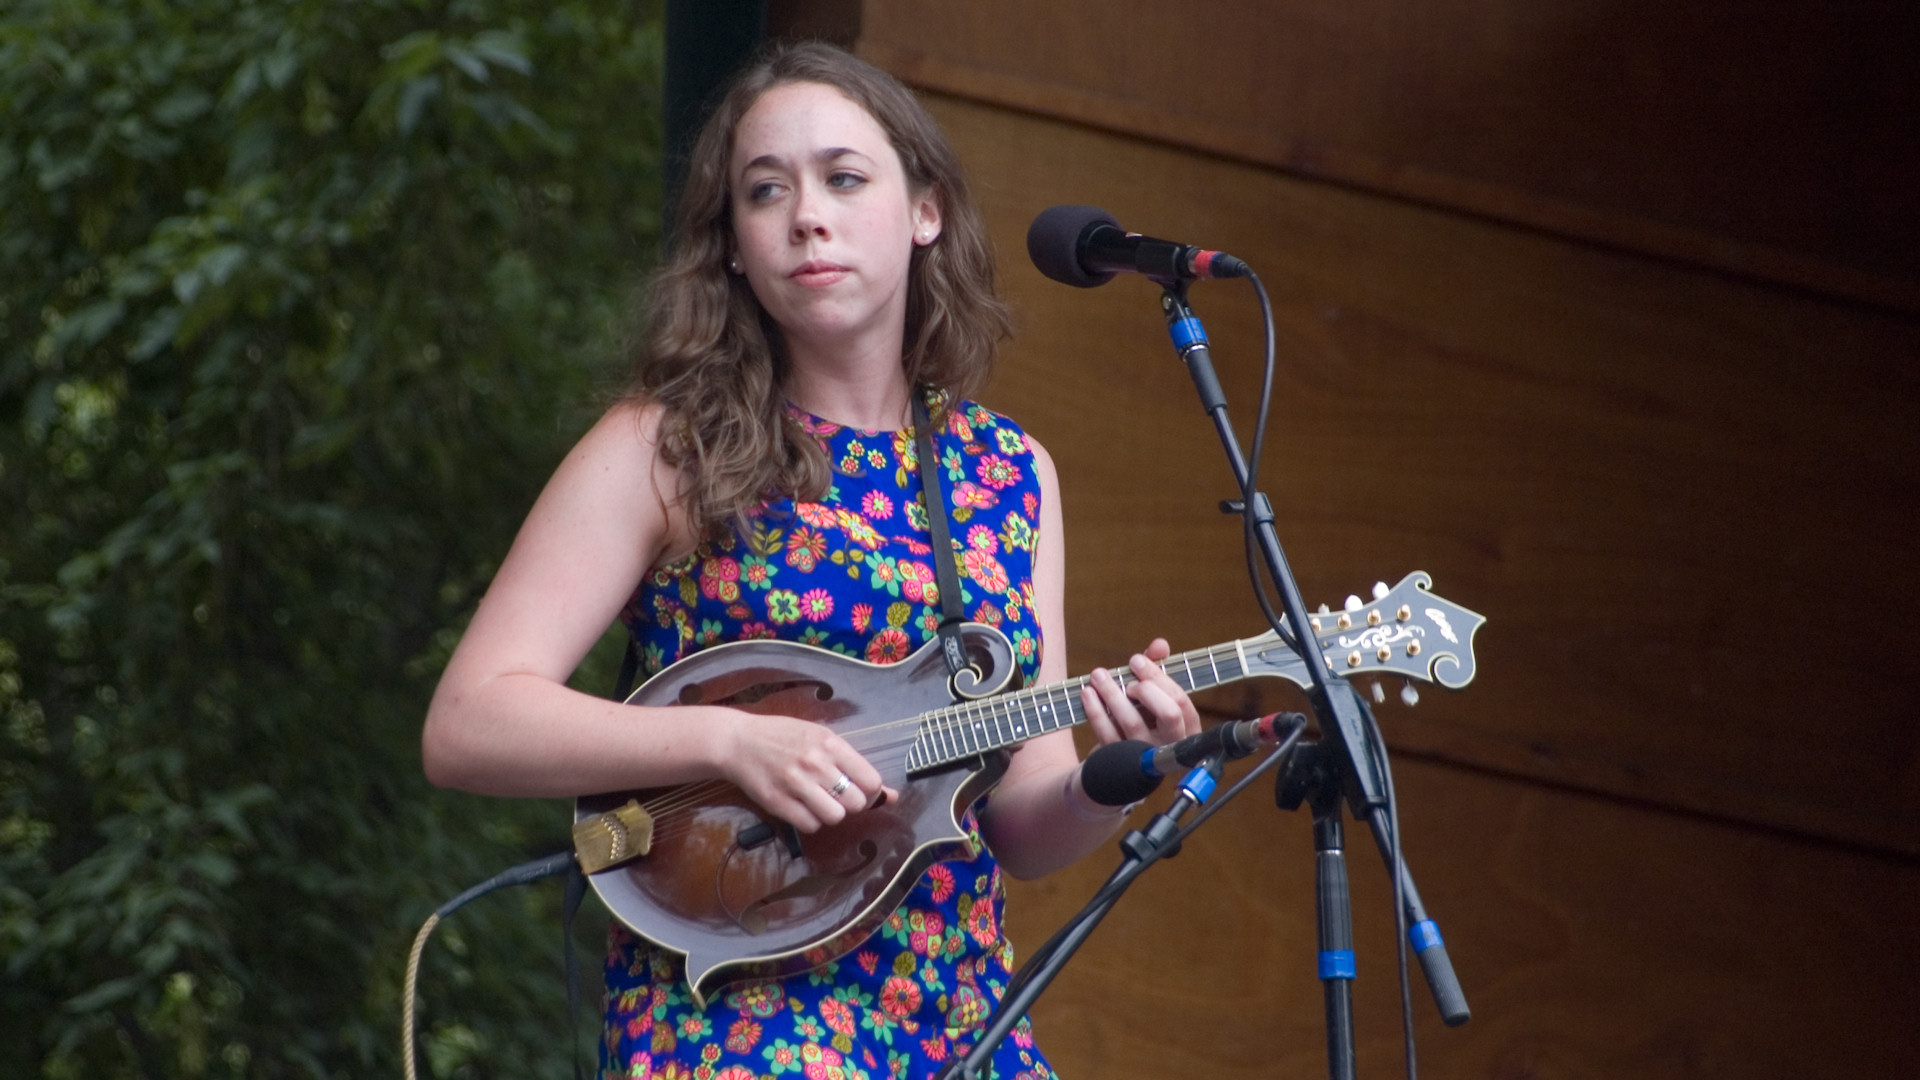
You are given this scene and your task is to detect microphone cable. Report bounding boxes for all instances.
[401,850,576,1080]
[1004,714,1309,1003]
[1366,699,1419,1080]
[1237,270,1293,651]
[1230,269,1424,1080]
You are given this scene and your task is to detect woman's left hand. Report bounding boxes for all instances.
[1080,638,1202,748]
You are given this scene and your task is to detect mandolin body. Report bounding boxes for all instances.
[576,624,1017,1008]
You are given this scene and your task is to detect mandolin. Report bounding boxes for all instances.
[574,571,1482,1007]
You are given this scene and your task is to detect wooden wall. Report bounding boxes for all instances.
[860,0,1920,311]
[805,1,1920,1075]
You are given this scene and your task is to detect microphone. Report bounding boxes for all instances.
[1078,714,1298,806]
[1142,713,1293,779]
[1079,739,1162,807]
[1026,204,1250,288]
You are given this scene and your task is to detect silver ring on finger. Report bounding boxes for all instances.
[829,773,852,797]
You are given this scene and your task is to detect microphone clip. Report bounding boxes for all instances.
[1121,754,1224,863]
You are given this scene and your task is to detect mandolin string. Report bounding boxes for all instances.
[835,642,1219,761]
[837,635,1248,749]
[591,684,1053,838]
[602,643,1266,849]
[868,635,1246,747]
[606,622,1446,853]
[641,779,729,815]
[636,781,731,827]
[748,638,1234,767]
[862,680,1093,760]
[604,639,1252,835]
[625,716,930,839]
[848,637,1243,758]
[635,627,1333,792]
[591,702,1044,841]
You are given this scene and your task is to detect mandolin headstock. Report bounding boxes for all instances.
[1239,572,1484,696]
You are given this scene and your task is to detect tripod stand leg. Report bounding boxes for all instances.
[1365,808,1471,1026]
[1315,798,1357,1080]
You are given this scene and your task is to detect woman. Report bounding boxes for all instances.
[422,42,1199,1080]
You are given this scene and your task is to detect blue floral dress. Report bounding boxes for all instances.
[605,398,1055,1080]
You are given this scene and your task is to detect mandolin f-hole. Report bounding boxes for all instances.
[677,679,834,707]
[726,840,881,936]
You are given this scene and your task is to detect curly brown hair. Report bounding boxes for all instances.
[628,42,1011,540]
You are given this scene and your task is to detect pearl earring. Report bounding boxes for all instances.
[727,257,742,274]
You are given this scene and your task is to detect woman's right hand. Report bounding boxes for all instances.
[422,401,897,821]
[709,709,891,833]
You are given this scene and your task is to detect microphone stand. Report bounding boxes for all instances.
[1157,280,1470,1078]
[935,755,1238,1080]
[1278,739,1361,1078]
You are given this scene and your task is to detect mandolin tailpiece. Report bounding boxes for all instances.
[573,799,655,874]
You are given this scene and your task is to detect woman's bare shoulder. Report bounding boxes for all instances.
[560,397,699,562]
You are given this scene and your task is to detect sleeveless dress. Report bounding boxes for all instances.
[603,398,1057,1080]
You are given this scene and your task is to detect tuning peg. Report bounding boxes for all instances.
[1372,581,1389,600]
[1399,681,1419,707]
[1371,681,1386,704]
[1344,594,1363,612]
[1317,602,1332,615]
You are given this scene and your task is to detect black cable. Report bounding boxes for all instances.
[1365,705,1417,1080]
[438,851,575,917]
[1239,271,1294,648]
[1007,719,1307,994]
[403,851,577,1080]
[1234,269,1420,1077]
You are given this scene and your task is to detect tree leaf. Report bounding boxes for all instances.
[63,976,144,1013]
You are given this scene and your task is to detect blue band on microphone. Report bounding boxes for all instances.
[1138,746,1165,779]
[1178,767,1217,803]
[1318,950,1357,981]
[1168,317,1208,354]
[1409,920,1443,954]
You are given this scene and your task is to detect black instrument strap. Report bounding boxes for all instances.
[614,636,641,701]
[596,595,644,1074]
[562,861,587,1080]
[913,394,969,678]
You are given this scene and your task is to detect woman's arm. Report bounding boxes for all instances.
[421,401,886,833]
[976,435,1200,879]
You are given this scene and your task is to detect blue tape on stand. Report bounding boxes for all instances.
[1409,920,1443,954]
[1168,317,1208,353]
[1178,768,1218,803]
[1318,950,1357,981]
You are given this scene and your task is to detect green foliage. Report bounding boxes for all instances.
[0,0,661,1075]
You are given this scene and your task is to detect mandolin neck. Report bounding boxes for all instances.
[902,634,1295,774]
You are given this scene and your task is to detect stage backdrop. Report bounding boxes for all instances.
[778,0,1920,1076]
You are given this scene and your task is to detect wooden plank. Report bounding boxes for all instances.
[924,93,1920,855]
[1003,755,1920,1078]
[859,0,1920,313]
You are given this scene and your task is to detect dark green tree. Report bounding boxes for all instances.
[0,1,661,1075]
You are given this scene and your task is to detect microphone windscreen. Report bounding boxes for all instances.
[1079,739,1162,806]
[1026,204,1121,288]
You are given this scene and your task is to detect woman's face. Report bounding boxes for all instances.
[728,81,941,358]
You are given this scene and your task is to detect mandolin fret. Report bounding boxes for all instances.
[984,698,1006,746]
[937,707,961,762]
[993,696,1021,745]
[907,636,1278,773]
[964,700,987,752]
[956,701,982,756]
